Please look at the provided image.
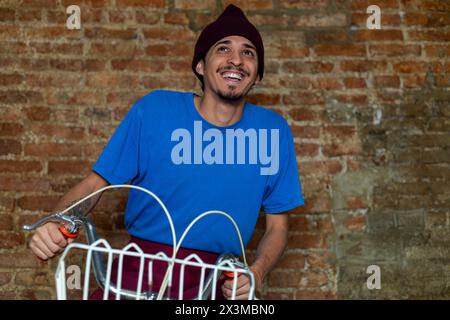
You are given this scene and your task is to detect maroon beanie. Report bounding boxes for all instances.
[192,4,264,85]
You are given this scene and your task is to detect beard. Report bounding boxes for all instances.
[216,83,253,102]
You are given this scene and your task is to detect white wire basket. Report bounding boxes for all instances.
[24,184,256,300]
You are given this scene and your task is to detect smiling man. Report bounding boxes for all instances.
[29,4,304,300]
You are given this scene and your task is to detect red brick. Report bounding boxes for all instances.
[17,195,61,211]
[174,0,215,9]
[146,43,192,57]
[323,125,356,139]
[283,92,324,106]
[0,74,24,86]
[222,0,273,10]
[335,94,367,104]
[0,272,12,285]
[111,59,165,73]
[0,25,20,39]
[374,75,400,88]
[247,93,280,106]
[0,8,15,21]
[291,125,321,139]
[279,0,329,9]
[315,44,365,57]
[408,30,450,42]
[277,47,310,59]
[0,160,42,173]
[0,216,13,231]
[282,61,334,74]
[402,74,426,88]
[306,252,334,269]
[24,143,82,157]
[269,271,299,289]
[143,27,195,41]
[344,77,366,88]
[0,253,46,268]
[0,232,25,248]
[164,12,189,25]
[85,27,138,40]
[425,45,450,58]
[346,196,368,209]
[89,43,142,57]
[322,143,362,157]
[107,10,135,24]
[17,10,41,21]
[288,233,327,249]
[67,91,103,106]
[401,0,450,12]
[293,13,347,28]
[0,139,21,155]
[351,30,403,42]
[351,0,398,9]
[23,107,51,121]
[340,60,387,72]
[0,42,27,54]
[48,161,91,175]
[312,78,343,90]
[0,198,14,212]
[312,30,349,43]
[296,143,319,157]
[116,0,165,7]
[392,61,428,73]
[436,75,450,87]
[369,44,421,57]
[24,26,81,39]
[135,11,161,24]
[0,177,50,192]
[0,90,43,105]
[30,125,85,140]
[0,123,23,136]
[404,13,428,26]
[247,14,289,27]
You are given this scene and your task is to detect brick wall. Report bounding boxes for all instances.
[0,0,449,299]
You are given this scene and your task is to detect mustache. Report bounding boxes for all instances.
[218,66,248,76]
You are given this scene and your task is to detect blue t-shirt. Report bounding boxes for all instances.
[92,90,304,255]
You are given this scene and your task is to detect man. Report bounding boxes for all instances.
[29,4,304,300]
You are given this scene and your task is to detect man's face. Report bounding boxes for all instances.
[196,35,260,101]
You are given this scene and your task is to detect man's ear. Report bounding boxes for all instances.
[195,60,205,76]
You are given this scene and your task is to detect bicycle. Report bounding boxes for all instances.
[23,184,257,300]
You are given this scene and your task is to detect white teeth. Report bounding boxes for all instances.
[222,72,243,80]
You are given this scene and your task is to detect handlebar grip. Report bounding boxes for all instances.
[223,271,241,278]
[58,225,78,239]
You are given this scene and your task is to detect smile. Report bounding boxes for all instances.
[221,71,245,83]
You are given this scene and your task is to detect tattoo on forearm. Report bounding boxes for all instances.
[67,198,92,216]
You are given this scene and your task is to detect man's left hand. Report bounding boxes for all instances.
[221,266,263,300]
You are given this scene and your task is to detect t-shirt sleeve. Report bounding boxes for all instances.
[92,100,143,185]
[262,121,304,214]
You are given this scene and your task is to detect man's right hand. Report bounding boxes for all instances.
[29,222,73,260]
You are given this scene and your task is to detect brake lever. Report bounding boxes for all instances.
[23,212,82,239]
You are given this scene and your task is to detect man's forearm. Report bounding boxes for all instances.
[250,224,288,284]
[52,176,105,216]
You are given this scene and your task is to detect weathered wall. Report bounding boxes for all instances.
[0,0,448,299]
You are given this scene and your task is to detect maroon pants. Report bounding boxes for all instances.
[89,236,226,300]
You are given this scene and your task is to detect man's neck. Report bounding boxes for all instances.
[194,90,245,127]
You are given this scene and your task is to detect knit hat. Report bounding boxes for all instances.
[192,4,264,86]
